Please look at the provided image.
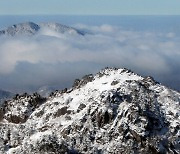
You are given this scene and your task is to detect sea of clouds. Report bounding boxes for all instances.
[0,24,179,92]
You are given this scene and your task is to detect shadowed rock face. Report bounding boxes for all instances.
[0,68,179,154]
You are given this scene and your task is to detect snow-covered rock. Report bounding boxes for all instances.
[0,22,40,36]
[0,68,179,154]
[0,22,85,37]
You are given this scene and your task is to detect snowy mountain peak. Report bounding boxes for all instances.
[0,22,85,37]
[0,22,40,36]
[40,22,85,35]
[0,68,179,154]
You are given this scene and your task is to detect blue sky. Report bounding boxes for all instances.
[0,0,180,15]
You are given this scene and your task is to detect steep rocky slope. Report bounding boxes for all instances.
[0,68,179,154]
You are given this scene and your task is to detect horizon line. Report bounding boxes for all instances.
[0,14,180,16]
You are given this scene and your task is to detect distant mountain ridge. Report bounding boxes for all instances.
[0,89,14,104]
[0,22,85,36]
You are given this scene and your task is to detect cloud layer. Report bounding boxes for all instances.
[0,24,180,92]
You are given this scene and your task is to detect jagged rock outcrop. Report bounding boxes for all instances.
[73,74,94,89]
[0,68,179,154]
[2,93,46,124]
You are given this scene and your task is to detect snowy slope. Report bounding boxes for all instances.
[0,68,179,154]
[40,22,85,36]
[0,22,85,37]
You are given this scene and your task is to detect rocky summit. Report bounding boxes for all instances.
[0,68,179,154]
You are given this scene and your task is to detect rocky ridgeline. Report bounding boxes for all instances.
[0,68,179,154]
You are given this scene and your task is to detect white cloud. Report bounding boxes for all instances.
[0,24,179,92]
